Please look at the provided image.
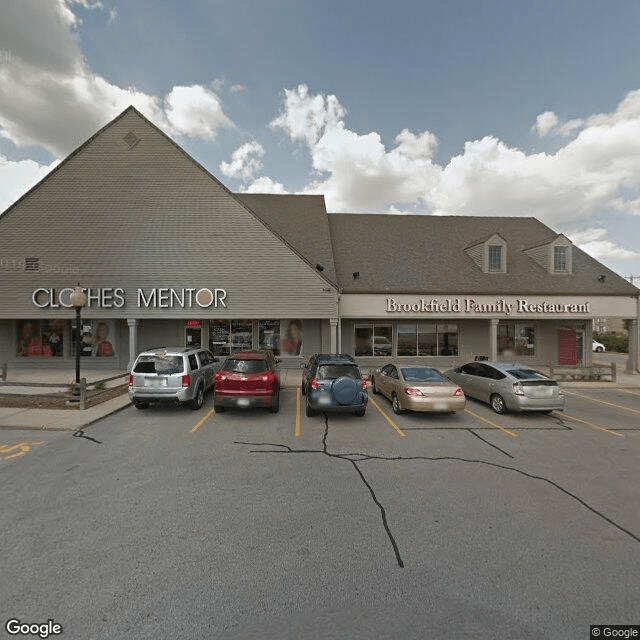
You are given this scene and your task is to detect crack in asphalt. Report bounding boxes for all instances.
[235,413,640,568]
[466,429,514,458]
[72,429,102,444]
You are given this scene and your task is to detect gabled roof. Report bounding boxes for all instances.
[327,214,639,295]
[234,193,337,284]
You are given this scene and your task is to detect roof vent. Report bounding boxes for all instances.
[123,131,140,149]
[25,257,39,272]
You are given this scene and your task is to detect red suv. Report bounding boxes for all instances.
[213,350,280,413]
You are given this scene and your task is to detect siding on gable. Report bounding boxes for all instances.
[0,110,338,319]
[525,245,549,271]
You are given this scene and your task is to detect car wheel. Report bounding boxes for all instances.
[391,393,405,415]
[214,402,224,413]
[371,377,378,395]
[191,386,205,410]
[133,401,149,410]
[355,408,366,417]
[306,400,316,417]
[490,394,507,414]
[269,393,280,413]
[596,346,604,352]
[301,384,306,396]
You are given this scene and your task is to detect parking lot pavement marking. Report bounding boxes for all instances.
[368,397,406,437]
[295,388,301,438]
[190,408,216,433]
[563,390,640,416]
[562,412,624,438]
[0,440,45,461]
[464,409,518,437]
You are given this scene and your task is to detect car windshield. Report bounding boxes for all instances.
[318,364,360,379]
[401,368,445,382]
[134,355,183,375]
[223,359,268,373]
[507,369,550,380]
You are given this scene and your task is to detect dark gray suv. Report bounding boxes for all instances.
[128,347,220,410]
[302,354,368,417]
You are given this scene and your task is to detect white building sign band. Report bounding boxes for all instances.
[385,297,591,316]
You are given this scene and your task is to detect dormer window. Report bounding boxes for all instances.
[488,245,504,272]
[554,246,568,272]
[465,233,508,273]
[524,234,573,274]
[550,236,572,274]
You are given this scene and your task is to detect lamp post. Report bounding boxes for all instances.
[70,285,88,395]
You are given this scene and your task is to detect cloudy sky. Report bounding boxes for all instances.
[2,0,640,281]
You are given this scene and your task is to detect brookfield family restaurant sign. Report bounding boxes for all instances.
[385,297,591,316]
[32,287,227,309]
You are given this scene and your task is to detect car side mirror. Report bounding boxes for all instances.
[275,358,281,364]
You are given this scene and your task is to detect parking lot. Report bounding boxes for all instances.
[1,384,639,639]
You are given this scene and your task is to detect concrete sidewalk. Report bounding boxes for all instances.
[1,365,637,432]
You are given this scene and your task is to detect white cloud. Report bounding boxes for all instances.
[270,84,346,146]
[271,84,440,211]
[0,1,234,157]
[0,155,59,212]
[532,111,558,137]
[577,239,639,262]
[220,141,265,181]
[568,227,639,262]
[164,85,233,141]
[230,84,246,94]
[243,176,287,194]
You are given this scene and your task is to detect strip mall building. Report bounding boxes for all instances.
[1,107,638,373]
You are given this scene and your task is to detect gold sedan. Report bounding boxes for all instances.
[370,365,466,414]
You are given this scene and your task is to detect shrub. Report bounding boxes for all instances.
[593,333,628,353]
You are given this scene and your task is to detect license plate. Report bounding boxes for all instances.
[237,398,250,407]
[528,387,552,398]
[146,378,166,387]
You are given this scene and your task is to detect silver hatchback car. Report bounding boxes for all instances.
[128,347,220,410]
[444,361,565,414]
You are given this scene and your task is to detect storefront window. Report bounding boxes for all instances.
[397,323,458,356]
[259,320,280,355]
[17,320,65,357]
[229,320,253,353]
[210,320,303,356]
[355,324,392,356]
[397,324,417,356]
[498,324,535,356]
[71,320,116,357]
[209,320,231,356]
[209,320,254,356]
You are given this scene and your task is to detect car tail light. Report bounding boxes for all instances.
[128,374,133,387]
[513,383,524,396]
[361,379,368,390]
[215,371,226,383]
[182,374,191,388]
[454,388,463,397]
[310,377,319,390]
[404,387,423,396]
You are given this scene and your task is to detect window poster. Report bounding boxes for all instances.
[281,319,303,356]
[17,319,65,357]
[72,320,116,357]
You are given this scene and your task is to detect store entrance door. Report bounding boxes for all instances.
[185,320,202,348]
[557,329,577,365]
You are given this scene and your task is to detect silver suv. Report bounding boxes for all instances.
[128,347,220,410]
